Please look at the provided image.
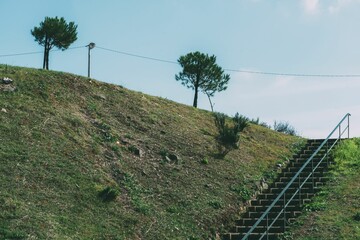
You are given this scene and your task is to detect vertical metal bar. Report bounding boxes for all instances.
[298,175,301,207]
[326,141,329,167]
[348,114,350,139]
[283,194,286,232]
[266,214,269,240]
[312,158,314,191]
[339,125,341,140]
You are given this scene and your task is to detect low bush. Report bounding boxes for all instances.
[98,186,119,202]
[273,121,297,136]
[214,112,249,156]
[249,117,270,128]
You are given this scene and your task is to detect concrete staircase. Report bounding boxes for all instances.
[223,138,338,240]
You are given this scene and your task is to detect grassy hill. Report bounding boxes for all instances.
[0,65,302,239]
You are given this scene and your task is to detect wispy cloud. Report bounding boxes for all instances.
[328,0,357,14]
[302,0,320,14]
[301,0,360,15]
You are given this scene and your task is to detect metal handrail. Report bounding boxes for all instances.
[242,113,351,240]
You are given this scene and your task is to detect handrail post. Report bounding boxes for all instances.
[326,141,329,167]
[266,214,269,240]
[298,175,301,207]
[339,125,341,140]
[348,114,350,139]
[283,194,286,231]
[312,158,314,191]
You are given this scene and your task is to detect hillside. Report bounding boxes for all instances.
[0,65,301,240]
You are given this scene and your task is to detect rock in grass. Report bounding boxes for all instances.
[2,77,13,84]
[0,85,16,92]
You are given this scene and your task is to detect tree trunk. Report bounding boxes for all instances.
[43,46,47,69]
[45,43,50,70]
[43,36,48,69]
[46,50,49,70]
[206,93,214,112]
[193,85,199,108]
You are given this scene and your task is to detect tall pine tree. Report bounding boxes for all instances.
[175,51,230,108]
[31,16,78,70]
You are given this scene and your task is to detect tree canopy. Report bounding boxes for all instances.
[175,51,230,108]
[31,16,78,70]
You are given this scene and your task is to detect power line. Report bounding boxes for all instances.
[0,45,86,58]
[225,68,360,78]
[96,46,178,64]
[2,45,360,78]
[0,50,43,58]
[96,46,360,78]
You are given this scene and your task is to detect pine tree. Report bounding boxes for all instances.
[175,51,230,108]
[31,16,78,70]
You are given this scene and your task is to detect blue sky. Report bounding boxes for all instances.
[1,0,359,138]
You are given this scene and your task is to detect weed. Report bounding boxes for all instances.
[127,145,138,153]
[230,185,252,201]
[123,173,152,215]
[159,148,169,158]
[87,101,97,112]
[124,133,133,139]
[214,112,248,156]
[208,199,223,209]
[305,201,327,212]
[166,205,181,213]
[201,158,209,165]
[110,144,122,157]
[0,226,25,240]
[98,186,119,202]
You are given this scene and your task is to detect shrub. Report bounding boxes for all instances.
[230,184,252,201]
[353,212,360,221]
[201,158,209,164]
[273,121,297,136]
[98,186,119,202]
[208,199,223,209]
[247,117,271,129]
[214,112,249,156]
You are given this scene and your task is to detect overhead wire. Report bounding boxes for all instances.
[95,46,360,78]
[96,46,178,64]
[0,45,86,58]
[224,68,360,78]
[2,45,360,78]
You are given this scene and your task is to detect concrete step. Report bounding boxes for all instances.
[274,180,324,188]
[235,225,288,234]
[285,166,326,173]
[250,198,311,207]
[247,204,302,213]
[268,187,319,194]
[281,170,325,178]
[288,160,329,168]
[279,176,329,183]
[247,210,302,219]
[236,216,298,227]
[257,192,315,201]
[223,232,280,240]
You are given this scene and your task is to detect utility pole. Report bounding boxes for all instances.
[87,42,95,78]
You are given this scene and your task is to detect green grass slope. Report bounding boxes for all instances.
[283,138,360,240]
[0,65,301,240]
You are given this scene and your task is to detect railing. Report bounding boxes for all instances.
[242,113,351,240]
